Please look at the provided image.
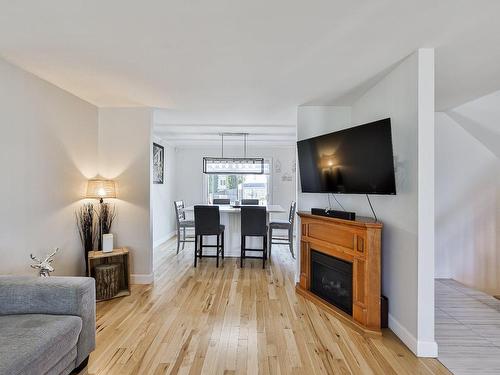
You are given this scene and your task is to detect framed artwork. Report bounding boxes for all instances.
[153,143,164,184]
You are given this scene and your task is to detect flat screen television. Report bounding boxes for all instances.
[297,118,396,195]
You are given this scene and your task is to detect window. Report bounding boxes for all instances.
[206,160,271,204]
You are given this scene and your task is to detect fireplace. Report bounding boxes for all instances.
[297,212,382,332]
[310,250,353,315]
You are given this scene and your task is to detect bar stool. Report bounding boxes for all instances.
[240,206,268,268]
[174,200,195,254]
[194,205,225,267]
[269,201,296,258]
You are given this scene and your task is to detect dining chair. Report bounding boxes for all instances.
[212,198,230,205]
[194,205,225,267]
[240,206,268,268]
[241,199,259,205]
[269,201,296,258]
[174,200,195,254]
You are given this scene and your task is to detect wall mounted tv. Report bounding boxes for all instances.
[297,118,396,195]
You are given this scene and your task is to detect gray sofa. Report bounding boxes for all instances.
[0,276,96,375]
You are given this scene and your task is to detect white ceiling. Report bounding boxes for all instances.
[1,0,500,127]
[154,123,296,147]
[153,108,297,145]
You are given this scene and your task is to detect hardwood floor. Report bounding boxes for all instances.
[79,238,450,375]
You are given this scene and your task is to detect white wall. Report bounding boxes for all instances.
[0,58,157,283]
[174,144,296,221]
[446,90,500,159]
[98,108,154,283]
[0,57,98,276]
[435,113,500,294]
[152,137,177,247]
[296,106,352,211]
[296,50,436,357]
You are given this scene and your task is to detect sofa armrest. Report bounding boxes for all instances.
[0,276,96,366]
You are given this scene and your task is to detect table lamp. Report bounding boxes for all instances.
[86,179,116,250]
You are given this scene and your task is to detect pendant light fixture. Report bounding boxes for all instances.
[203,133,264,174]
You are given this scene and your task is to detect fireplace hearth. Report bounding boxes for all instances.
[310,250,353,315]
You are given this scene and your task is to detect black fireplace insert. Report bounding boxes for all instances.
[310,250,353,315]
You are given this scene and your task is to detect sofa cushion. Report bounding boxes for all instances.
[45,347,77,375]
[0,314,82,375]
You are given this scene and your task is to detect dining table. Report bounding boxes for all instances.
[184,204,285,257]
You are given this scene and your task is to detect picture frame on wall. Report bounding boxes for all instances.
[153,142,164,184]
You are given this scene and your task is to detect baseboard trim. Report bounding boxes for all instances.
[153,231,176,248]
[389,314,418,354]
[417,339,438,358]
[388,314,438,357]
[130,273,154,284]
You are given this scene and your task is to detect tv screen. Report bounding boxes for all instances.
[297,118,396,195]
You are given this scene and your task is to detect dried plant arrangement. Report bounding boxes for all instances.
[76,202,98,274]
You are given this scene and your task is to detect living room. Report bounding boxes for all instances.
[1,2,500,375]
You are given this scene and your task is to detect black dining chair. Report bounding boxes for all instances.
[194,205,225,267]
[241,199,259,205]
[174,200,195,254]
[240,206,268,268]
[212,198,230,205]
[269,201,296,258]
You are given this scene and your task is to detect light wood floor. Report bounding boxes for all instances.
[79,238,450,375]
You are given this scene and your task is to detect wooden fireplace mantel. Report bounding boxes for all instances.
[296,211,382,334]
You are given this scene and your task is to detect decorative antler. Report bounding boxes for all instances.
[44,248,59,263]
[29,248,60,277]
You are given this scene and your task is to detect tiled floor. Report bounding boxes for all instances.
[436,279,500,374]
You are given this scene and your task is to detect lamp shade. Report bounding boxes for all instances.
[86,179,116,199]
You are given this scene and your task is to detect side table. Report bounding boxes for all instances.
[87,248,131,302]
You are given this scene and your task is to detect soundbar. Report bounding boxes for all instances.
[311,208,356,221]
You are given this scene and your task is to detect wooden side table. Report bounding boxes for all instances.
[87,248,131,302]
